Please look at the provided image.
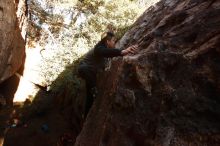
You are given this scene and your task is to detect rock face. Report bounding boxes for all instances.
[0,0,26,83]
[75,0,220,145]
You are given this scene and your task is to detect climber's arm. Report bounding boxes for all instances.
[95,45,138,58]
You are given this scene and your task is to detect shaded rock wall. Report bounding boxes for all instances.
[75,0,220,145]
[0,0,26,83]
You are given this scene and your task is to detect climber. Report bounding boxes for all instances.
[78,31,138,118]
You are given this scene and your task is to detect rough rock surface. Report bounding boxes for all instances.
[0,0,26,83]
[75,0,220,145]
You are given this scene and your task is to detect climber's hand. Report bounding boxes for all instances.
[121,45,138,56]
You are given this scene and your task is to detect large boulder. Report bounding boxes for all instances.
[75,0,220,145]
[0,0,26,83]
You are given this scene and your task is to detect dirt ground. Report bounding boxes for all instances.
[0,102,77,146]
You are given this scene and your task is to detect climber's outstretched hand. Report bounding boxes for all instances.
[121,45,138,56]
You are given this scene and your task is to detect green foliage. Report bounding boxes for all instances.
[73,0,145,48]
[76,0,105,14]
[50,58,82,93]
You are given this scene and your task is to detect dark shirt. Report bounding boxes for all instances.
[81,44,122,73]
